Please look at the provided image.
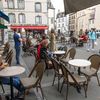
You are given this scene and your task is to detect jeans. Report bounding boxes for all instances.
[1,77,23,92]
[15,46,20,64]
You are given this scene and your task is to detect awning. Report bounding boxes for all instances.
[63,0,100,14]
[0,11,9,22]
[0,24,7,29]
[10,25,48,30]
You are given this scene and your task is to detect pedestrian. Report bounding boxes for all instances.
[13,29,22,65]
[87,28,97,51]
[49,29,56,52]
[37,35,48,60]
[91,28,97,50]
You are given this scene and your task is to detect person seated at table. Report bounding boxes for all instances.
[79,32,88,43]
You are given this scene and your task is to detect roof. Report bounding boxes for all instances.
[63,0,100,14]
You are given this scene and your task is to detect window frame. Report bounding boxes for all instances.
[35,2,42,12]
[17,0,25,9]
[18,13,26,23]
[8,13,16,23]
[7,0,15,9]
[35,15,42,24]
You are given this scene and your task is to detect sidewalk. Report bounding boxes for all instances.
[1,39,100,100]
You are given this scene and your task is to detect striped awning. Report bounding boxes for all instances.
[63,0,100,14]
[0,11,9,22]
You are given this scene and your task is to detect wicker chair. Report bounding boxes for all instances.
[80,54,100,86]
[2,42,10,56]
[51,57,63,91]
[44,53,54,76]
[20,60,45,99]
[60,62,88,100]
[60,48,76,64]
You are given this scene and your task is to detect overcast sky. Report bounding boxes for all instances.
[51,0,64,14]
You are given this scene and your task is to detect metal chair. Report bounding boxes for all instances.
[51,57,63,91]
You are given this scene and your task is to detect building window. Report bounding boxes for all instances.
[17,0,25,9]
[18,13,25,23]
[7,0,14,8]
[8,13,16,23]
[35,2,41,12]
[35,16,42,24]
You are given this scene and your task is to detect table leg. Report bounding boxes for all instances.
[78,67,80,75]
[10,77,14,100]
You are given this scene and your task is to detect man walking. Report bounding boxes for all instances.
[13,29,22,65]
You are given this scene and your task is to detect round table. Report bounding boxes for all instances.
[52,51,65,60]
[0,66,25,100]
[68,59,91,75]
[52,51,65,55]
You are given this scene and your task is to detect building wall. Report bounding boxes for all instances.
[48,8,55,31]
[56,13,69,35]
[69,13,76,33]
[3,0,48,25]
[76,4,100,34]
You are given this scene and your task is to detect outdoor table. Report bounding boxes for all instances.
[0,66,25,100]
[52,50,65,55]
[52,51,65,60]
[68,59,91,75]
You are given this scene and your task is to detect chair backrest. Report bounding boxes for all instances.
[5,49,13,66]
[67,48,76,59]
[5,49,13,62]
[70,37,78,44]
[88,54,100,71]
[28,60,46,84]
[60,62,79,85]
[51,57,61,73]
[44,53,54,69]
[3,43,10,55]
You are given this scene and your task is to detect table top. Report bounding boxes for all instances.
[52,51,65,55]
[0,66,25,77]
[68,59,91,67]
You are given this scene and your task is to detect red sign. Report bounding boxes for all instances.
[10,25,48,30]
